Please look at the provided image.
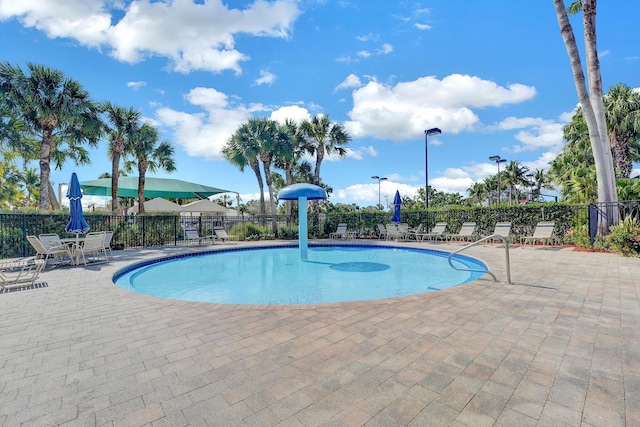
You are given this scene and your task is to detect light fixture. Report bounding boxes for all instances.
[371,175,388,210]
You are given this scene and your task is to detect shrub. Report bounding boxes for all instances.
[603,217,640,257]
[278,225,298,240]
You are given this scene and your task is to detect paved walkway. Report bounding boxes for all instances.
[1,240,639,426]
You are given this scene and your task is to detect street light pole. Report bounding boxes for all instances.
[526,173,534,203]
[489,155,507,205]
[424,128,442,209]
[371,175,387,209]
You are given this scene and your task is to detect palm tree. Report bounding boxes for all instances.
[22,167,39,207]
[223,120,266,217]
[483,175,499,206]
[603,84,640,178]
[553,0,618,233]
[466,182,486,206]
[252,118,283,236]
[503,161,529,204]
[0,150,23,209]
[616,178,640,201]
[0,62,102,209]
[124,123,176,214]
[299,114,351,235]
[273,119,309,219]
[532,169,548,202]
[101,101,141,214]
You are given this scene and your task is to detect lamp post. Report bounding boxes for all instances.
[526,173,534,203]
[424,127,442,209]
[489,155,507,205]
[371,175,387,209]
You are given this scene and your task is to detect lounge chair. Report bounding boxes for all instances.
[39,233,66,250]
[520,221,556,246]
[103,231,114,261]
[397,223,410,240]
[377,223,388,240]
[27,235,73,268]
[183,227,215,245]
[416,222,448,242]
[444,222,478,242]
[77,232,109,265]
[330,223,354,239]
[385,223,403,241]
[406,224,425,241]
[1,257,46,290]
[485,222,512,244]
[214,227,238,243]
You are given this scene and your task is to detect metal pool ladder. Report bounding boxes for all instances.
[447,234,512,284]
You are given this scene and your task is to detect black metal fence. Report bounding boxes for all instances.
[2,201,639,259]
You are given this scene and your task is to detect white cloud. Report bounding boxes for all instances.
[414,23,432,30]
[333,73,362,92]
[1,0,300,74]
[155,87,266,160]
[334,181,420,204]
[357,50,371,58]
[376,43,393,54]
[494,115,567,153]
[270,105,311,124]
[127,81,146,91]
[355,33,378,42]
[344,73,536,140]
[0,0,111,46]
[254,69,277,86]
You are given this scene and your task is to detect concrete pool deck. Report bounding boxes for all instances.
[1,239,638,426]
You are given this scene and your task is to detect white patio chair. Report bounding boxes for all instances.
[520,221,556,246]
[77,232,108,265]
[27,235,72,268]
[214,227,238,243]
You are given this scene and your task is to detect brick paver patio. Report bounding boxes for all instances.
[1,240,638,426]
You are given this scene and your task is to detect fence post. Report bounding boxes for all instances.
[22,213,28,257]
[588,204,598,245]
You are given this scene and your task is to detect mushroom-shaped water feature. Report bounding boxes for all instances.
[278,183,328,259]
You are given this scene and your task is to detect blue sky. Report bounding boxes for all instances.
[2,0,639,208]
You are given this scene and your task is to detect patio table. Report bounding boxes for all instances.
[60,237,86,265]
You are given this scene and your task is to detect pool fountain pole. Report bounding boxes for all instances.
[277,183,328,262]
[299,196,308,259]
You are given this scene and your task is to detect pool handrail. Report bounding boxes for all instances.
[447,234,512,284]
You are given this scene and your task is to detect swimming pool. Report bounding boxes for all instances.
[114,244,487,305]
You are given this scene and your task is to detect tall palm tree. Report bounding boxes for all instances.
[251,118,283,236]
[503,161,529,204]
[466,182,486,206]
[22,167,39,208]
[0,62,102,209]
[124,122,176,214]
[101,101,141,214]
[483,175,499,206]
[603,84,640,178]
[273,119,309,218]
[223,120,266,217]
[299,114,351,235]
[553,0,618,233]
[532,169,548,202]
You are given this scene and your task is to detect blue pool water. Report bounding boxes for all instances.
[114,245,487,305]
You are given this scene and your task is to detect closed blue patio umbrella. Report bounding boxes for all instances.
[65,173,90,236]
[392,190,402,224]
